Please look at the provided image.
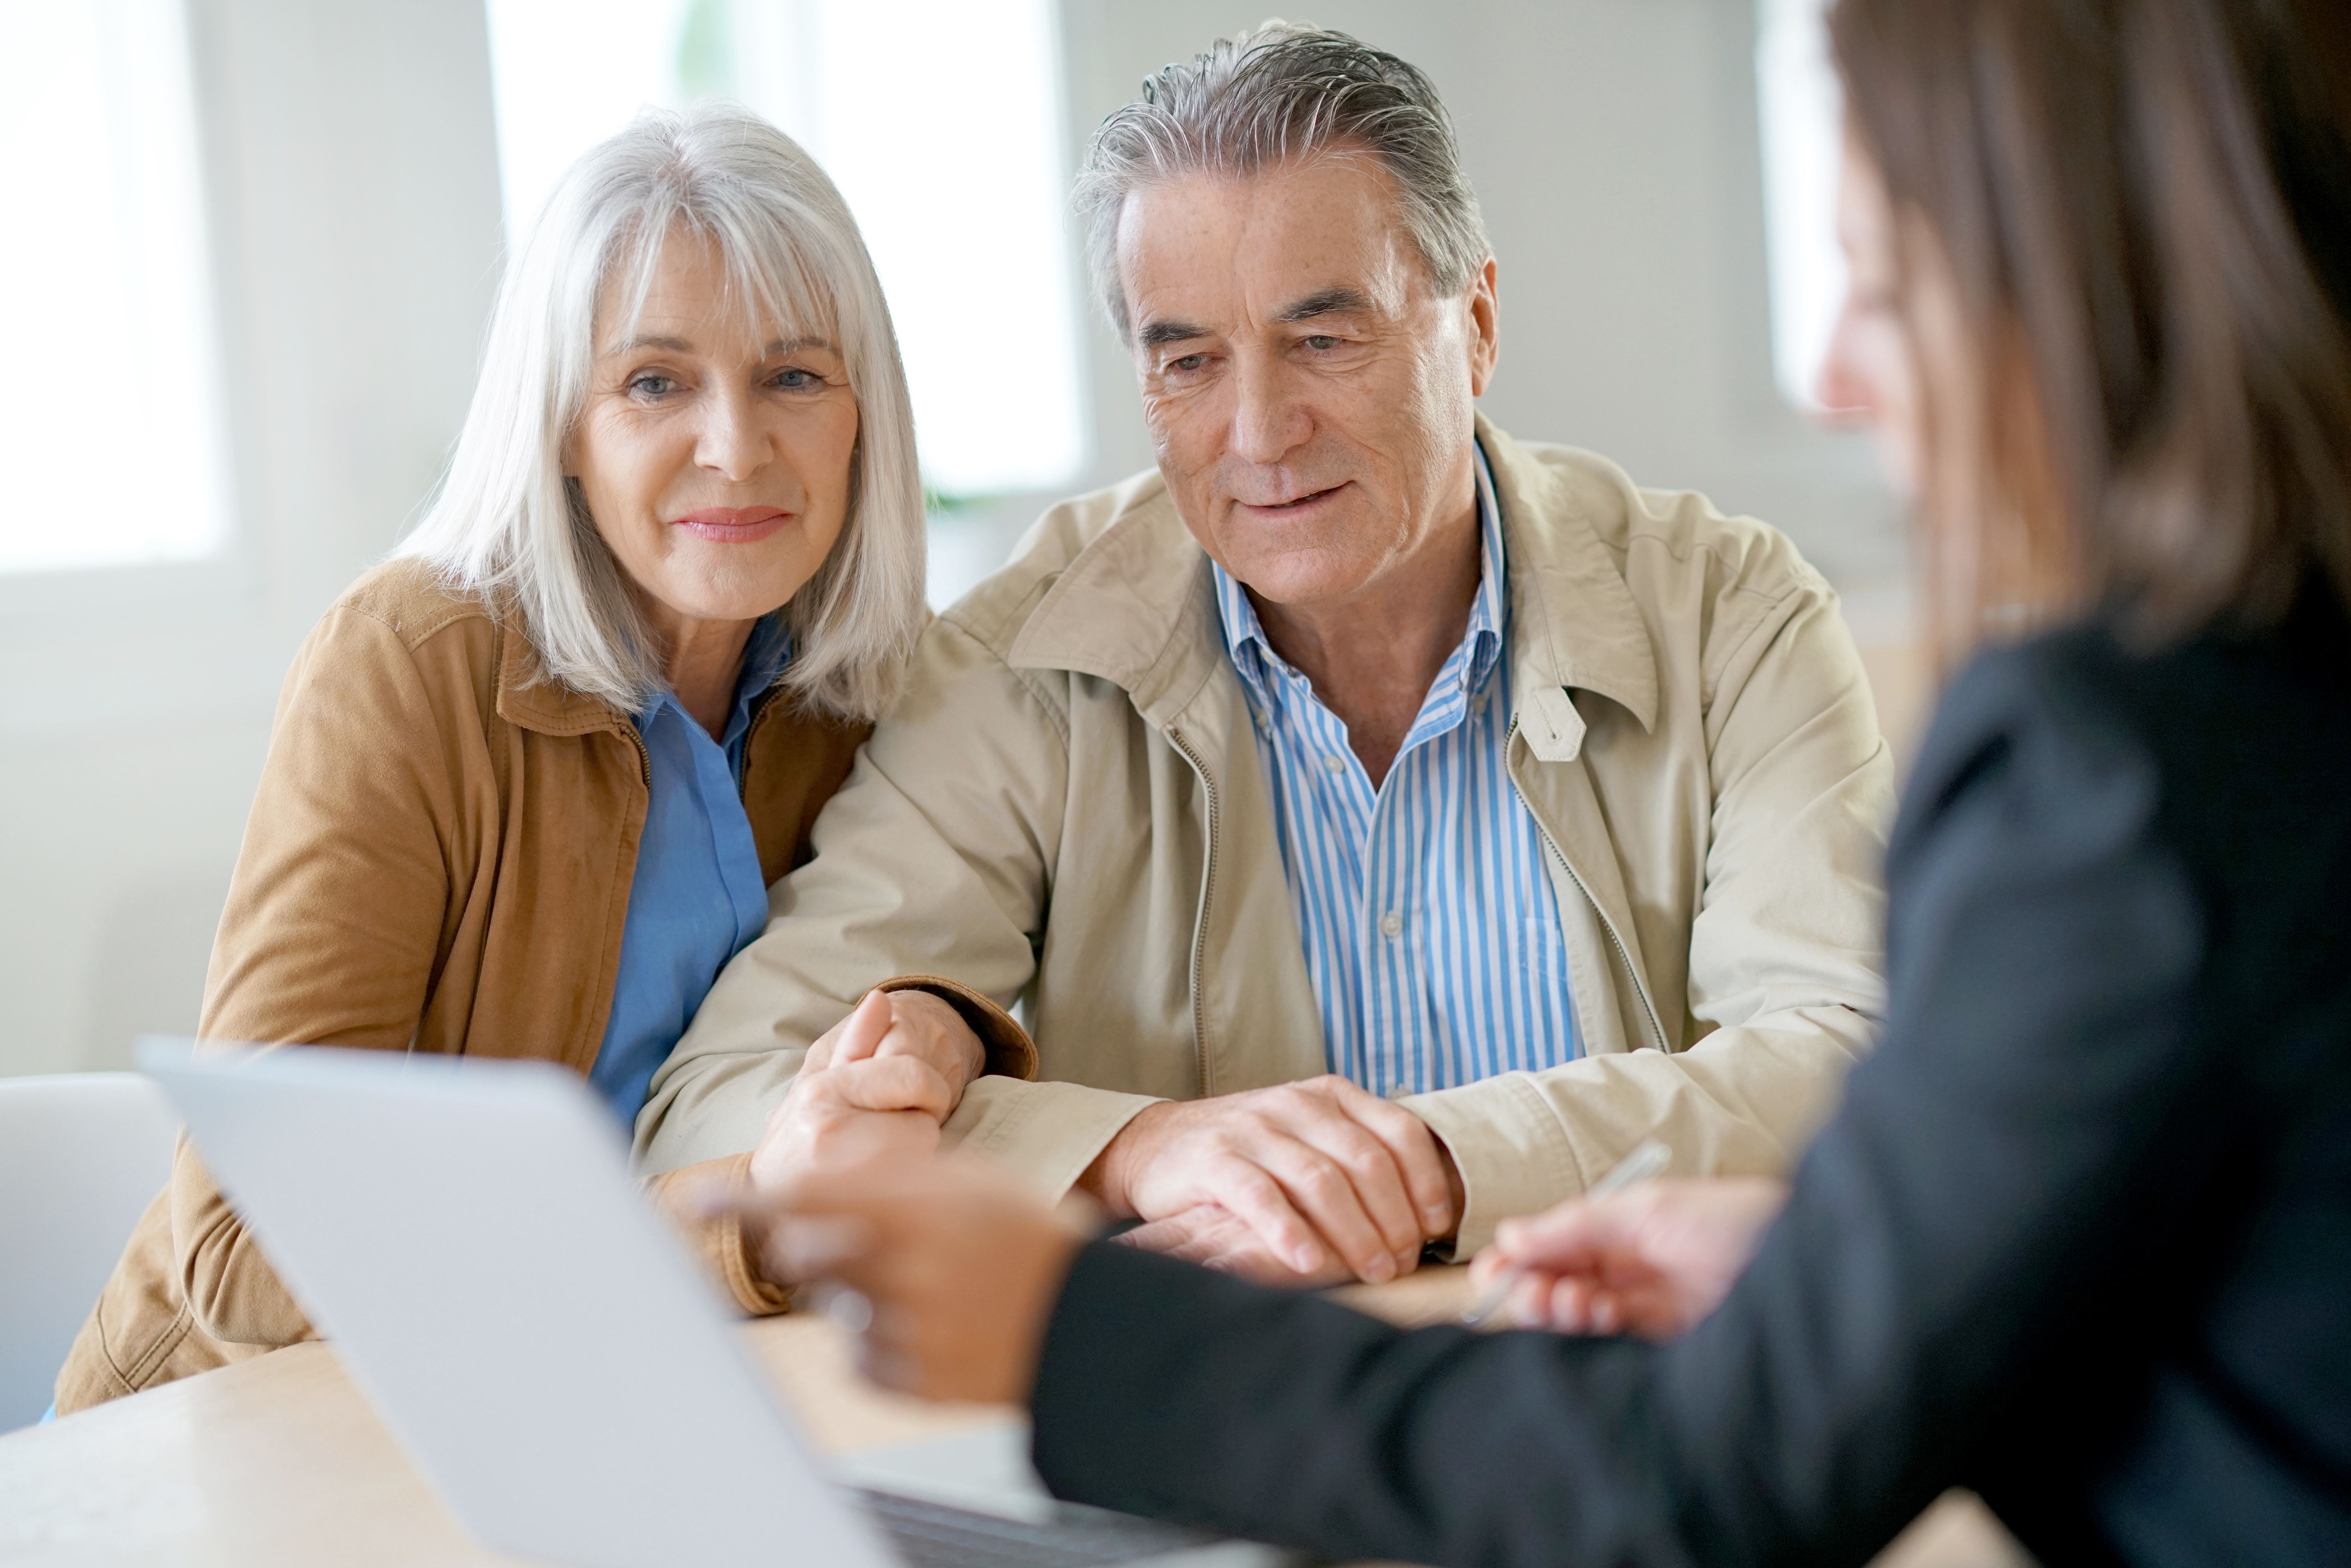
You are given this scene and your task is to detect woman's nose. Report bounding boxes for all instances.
[695,390,773,481]
[1811,297,1876,422]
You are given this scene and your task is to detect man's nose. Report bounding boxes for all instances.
[1228,354,1311,466]
[695,387,773,482]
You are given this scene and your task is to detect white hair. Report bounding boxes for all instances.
[1073,22,1490,344]
[399,104,925,722]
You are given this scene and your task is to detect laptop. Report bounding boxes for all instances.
[137,1038,1293,1568]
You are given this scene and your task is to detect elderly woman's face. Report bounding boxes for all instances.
[568,230,858,633]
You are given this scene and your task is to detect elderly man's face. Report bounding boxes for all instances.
[1119,154,1498,609]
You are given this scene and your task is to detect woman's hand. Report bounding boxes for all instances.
[1470,1177,1788,1339]
[741,1154,1085,1404]
[749,990,981,1188]
[804,987,987,1100]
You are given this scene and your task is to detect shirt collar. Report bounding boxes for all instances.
[639,610,794,751]
[1214,441,1509,711]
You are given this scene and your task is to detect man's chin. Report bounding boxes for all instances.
[1222,551,1380,610]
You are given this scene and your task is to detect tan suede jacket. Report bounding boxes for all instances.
[639,419,1898,1252]
[55,559,907,1413]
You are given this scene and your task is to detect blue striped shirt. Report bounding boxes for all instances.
[1214,447,1579,1097]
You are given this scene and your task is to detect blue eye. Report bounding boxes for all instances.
[1170,354,1207,373]
[774,367,817,389]
[628,374,675,397]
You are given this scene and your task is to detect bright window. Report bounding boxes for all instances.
[1756,0,1847,410]
[0,0,231,575]
[484,0,1086,500]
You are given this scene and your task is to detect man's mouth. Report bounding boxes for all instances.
[1237,484,1346,514]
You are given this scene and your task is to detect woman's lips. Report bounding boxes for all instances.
[669,506,791,542]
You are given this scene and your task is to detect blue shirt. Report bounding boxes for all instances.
[1213,446,1579,1096]
[587,615,791,1122]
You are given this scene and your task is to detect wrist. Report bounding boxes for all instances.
[1073,1104,1163,1219]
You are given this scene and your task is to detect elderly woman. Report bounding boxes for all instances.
[53,106,1015,1414]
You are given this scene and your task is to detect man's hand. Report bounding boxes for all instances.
[750,991,981,1189]
[741,1154,1084,1404]
[1079,1075,1457,1285]
[1110,1203,1358,1288]
[1470,1176,1788,1338]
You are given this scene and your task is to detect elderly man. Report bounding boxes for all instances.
[639,24,1893,1285]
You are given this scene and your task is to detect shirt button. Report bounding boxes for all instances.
[1379,911,1403,938]
[1323,753,1347,773]
[1385,1082,1412,1101]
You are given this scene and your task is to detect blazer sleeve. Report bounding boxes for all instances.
[1408,573,1896,1251]
[1028,655,2221,1566]
[170,605,462,1345]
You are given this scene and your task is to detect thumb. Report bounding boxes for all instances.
[829,989,898,1067]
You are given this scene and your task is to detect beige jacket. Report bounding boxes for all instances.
[639,419,1897,1250]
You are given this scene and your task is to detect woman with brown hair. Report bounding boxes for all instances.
[723,1,2351,1562]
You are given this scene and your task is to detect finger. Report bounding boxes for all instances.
[1281,1099,1428,1265]
[830,989,898,1066]
[1253,1138,1399,1282]
[1112,1209,1216,1255]
[1487,1194,1641,1275]
[1322,1083,1457,1238]
[870,991,985,1082]
[1131,1209,1340,1287]
[1199,1157,1328,1276]
[812,1056,956,1120]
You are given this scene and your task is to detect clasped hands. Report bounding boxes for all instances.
[751,991,1463,1287]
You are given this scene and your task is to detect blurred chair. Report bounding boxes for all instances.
[0,1072,178,1430]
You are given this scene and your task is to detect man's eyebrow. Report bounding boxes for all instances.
[1276,287,1376,324]
[1137,318,1213,350]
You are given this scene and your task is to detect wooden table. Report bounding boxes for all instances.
[0,1266,2028,1567]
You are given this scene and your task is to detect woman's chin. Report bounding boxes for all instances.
[639,556,822,628]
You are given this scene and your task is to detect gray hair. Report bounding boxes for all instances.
[399,104,926,722]
[1073,21,1490,342]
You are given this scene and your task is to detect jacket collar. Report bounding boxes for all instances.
[1005,413,1659,736]
[494,615,633,738]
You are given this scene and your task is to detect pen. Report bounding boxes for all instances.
[1459,1137,1673,1327]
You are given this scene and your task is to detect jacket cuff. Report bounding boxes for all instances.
[873,974,1039,1082]
[941,1076,1164,1203]
[643,1153,794,1317]
[1399,1073,1582,1255]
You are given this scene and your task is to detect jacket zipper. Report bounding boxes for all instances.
[1507,718,1673,1054]
[1163,724,1220,1097]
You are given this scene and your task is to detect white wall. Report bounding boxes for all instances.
[0,0,504,1077]
[0,0,1904,1079]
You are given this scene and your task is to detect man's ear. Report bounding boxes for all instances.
[1466,254,1501,397]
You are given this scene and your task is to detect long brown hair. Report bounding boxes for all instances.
[1829,0,2351,662]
